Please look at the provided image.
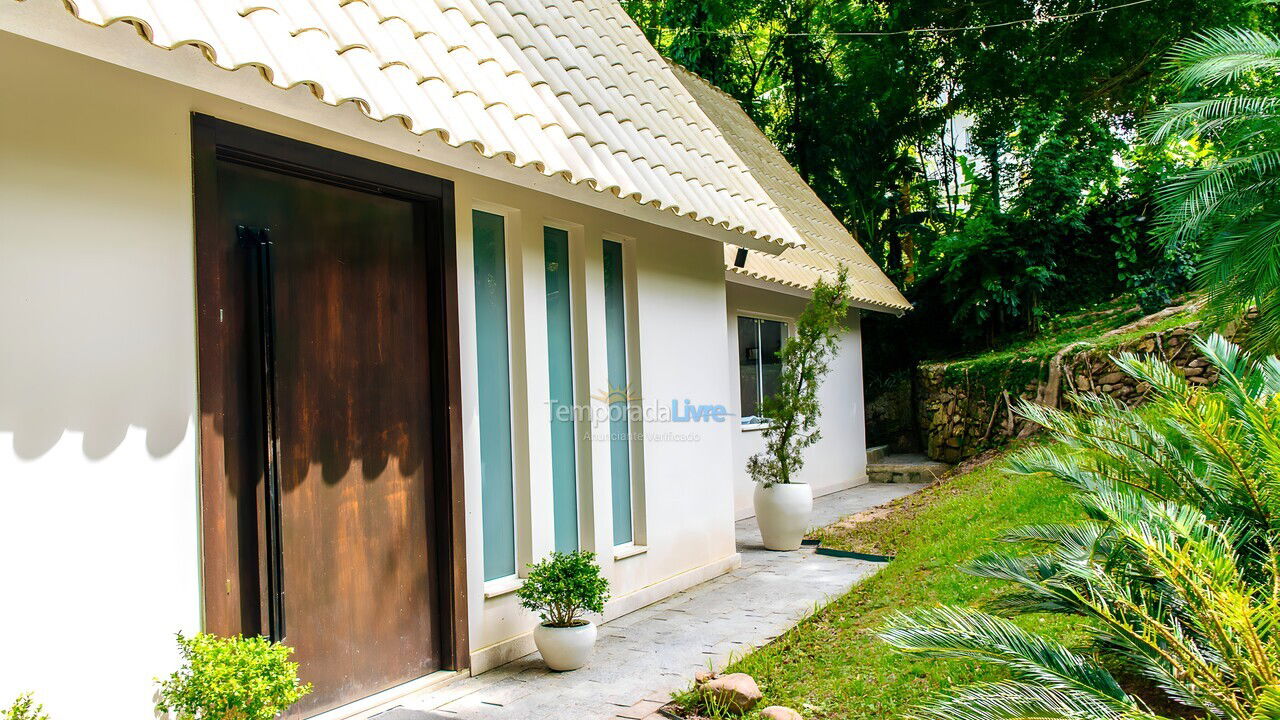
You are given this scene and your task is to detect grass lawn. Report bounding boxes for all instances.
[676,450,1086,719]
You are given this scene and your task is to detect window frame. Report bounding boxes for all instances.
[736,312,792,432]
[542,220,583,554]
[471,204,521,586]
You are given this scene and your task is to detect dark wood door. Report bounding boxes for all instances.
[218,161,441,718]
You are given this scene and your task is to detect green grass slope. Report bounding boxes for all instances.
[676,452,1084,719]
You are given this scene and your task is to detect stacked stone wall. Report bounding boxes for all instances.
[916,322,1221,462]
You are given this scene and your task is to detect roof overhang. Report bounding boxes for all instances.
[725,268,909,317]
[0,0,793,255]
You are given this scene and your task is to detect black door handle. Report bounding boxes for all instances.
[238,224,286,643]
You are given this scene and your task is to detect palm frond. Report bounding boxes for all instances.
[903,681,1139,720]
[880,607,1132,707]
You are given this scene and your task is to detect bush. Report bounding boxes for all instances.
[4,694,48,720]
[879,335,1280,719]
[155,632,311,720]
[516,551,610,627]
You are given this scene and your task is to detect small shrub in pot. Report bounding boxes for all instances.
[5,693,49,720]
[155,632,311,720]
[516,551,610,670]
[748,266,852,550]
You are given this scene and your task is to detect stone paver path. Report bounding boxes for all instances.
[377,482,926,720]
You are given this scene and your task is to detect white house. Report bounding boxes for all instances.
[0,1,909,719]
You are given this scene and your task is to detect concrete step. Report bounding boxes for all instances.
[867,453,951,484]
[866,444,890,465]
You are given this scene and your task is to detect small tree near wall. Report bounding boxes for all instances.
[748,266,853,487]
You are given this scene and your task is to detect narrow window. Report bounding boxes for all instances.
[473,210,516,581]
[602,239,633,545]
[738,316,788,425]
[544,227,579,552]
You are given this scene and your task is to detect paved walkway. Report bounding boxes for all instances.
[378,482,926,720]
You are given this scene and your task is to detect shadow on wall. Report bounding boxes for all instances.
[0,241,194,460]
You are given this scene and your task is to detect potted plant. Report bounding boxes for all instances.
[747,267,852,550]
[516,550,610,671]
[156,632,311,720]
[5,693,49,720]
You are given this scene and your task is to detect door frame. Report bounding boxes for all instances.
[191,114,469,673]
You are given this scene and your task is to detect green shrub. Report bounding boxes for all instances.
[879,335,1280,720]
[155,632,311,720]
[5,694,48,720]
[516,551,610,627]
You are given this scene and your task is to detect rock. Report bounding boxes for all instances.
[702,673,762,714]
[1098,371,1127,385]
[694,670,716,685]
[1183,366,1204,377]
[761,707,803,720]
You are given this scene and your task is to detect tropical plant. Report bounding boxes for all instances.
[746,266,852,487]
[155,632,311,720]
[516,551,610,628]
[4,694,48,720]
[878,334,1280,719]
[1148,27,1280,350]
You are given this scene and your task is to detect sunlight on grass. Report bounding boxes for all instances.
[710,452,1085,720]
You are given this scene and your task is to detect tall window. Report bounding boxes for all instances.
[602,239,633,545]
[544,227,579,552]
[738,316,788,426]
[473,210,516,581]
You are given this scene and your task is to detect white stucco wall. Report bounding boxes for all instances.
[725,280,870,520]
[0,24,738,720]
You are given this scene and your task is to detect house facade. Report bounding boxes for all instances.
[0,2,908,719]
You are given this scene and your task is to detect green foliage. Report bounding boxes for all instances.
[880,335,1280,720]
[626,0,1276,372]
[515,551,610,628]
[1149,27,1280,351]
[4,694,48,720]
[155,633,311,720]
[747,267,853,486]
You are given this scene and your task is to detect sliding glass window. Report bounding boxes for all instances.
[544,227,579,552]
[473,210,516,581]
[602,239,634,546]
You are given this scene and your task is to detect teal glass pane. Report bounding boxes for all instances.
[603,239,633,545]
[544,227,579,552]
[473,211,516,581]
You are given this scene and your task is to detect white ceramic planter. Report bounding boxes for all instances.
[533,620,598,671]
[753,482,814,551]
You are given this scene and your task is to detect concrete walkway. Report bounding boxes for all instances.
[378,482,926,720]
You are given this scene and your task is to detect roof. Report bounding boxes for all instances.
[669,64,911,314]
[39,0,803,248]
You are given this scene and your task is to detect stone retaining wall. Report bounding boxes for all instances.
[916,321,1221,463]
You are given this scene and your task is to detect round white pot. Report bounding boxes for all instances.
[753,482,814,551]
[533,620,598,671]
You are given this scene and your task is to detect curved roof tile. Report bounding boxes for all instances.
[46,0,804,247]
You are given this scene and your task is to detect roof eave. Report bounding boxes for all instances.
[0,0,802,256]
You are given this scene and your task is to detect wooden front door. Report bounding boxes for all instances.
[193,117,468,719]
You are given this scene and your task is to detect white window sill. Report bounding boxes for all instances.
[483,575,523,599]
[741,422,772,433]
[613,544,648,561]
